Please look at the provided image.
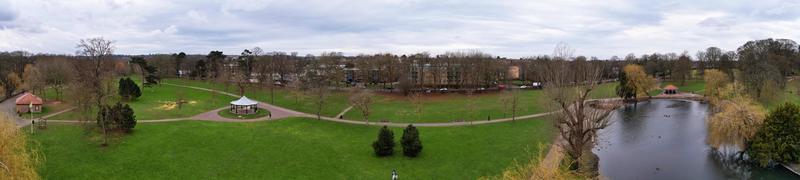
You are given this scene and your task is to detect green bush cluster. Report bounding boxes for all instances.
[97,102,137,133]
[747,103,800,167]
[372,125,423,157]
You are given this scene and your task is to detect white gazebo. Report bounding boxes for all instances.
[230,96,258,115]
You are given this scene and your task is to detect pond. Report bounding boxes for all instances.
[594,99,798,180]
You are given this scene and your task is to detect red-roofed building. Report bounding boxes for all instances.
[16,92,43,113]
[664,85,678,95]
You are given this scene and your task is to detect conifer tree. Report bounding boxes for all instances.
[372,126,395,156]
[401,124,423,157]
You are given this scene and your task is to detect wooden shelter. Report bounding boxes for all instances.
[16,92,43,113]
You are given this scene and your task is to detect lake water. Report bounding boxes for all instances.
[593,99,798,180]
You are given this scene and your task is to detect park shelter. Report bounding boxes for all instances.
[230,96,258,115]
[664,85,678,95]
[15,92,43,113]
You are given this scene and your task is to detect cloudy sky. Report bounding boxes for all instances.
[0,0,798,58]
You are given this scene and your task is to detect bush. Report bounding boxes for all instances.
[96,102,137,133]
[372,126,395,157]
[747,103,800,167]
[119,104,136,132]
[401,124,423,157]
[118,77,141,100]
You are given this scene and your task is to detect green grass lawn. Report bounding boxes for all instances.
[345,83,618,123]
[164,78,618,123]
[217,108,270,119]
[162,78,350,117]
[589,82,620,99]
[661,79,706,94]
[49,78,237,120]
[764,79,800,109]
[29,117,554,179]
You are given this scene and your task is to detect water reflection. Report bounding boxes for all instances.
[593,100,797,180]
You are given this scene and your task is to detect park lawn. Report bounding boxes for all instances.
[162,78,350,117]
[764,79,800,109]
[588,82,620,99]
[345,90,548,123]
[29,117,554,179]
[217,108,270,119]
[49,79,236,120]
[345,82,619,123]
[661,80,705,93]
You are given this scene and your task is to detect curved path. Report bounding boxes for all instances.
[13,83,642,127]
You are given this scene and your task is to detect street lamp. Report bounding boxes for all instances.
[29,102,34,134]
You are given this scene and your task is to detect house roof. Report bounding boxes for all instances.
[15,92,43,105]
[664,85,678,90]
[230,96,258,106]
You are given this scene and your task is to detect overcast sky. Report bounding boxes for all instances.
[0,0,798,58]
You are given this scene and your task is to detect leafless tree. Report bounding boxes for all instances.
[537,43,611,169]
[501,88,521,120]
[37,56,73,101]
[76,38,115,109]
[348,88,374,124]
[409,92,424,122]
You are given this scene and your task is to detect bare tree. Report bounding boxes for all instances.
[410,92,424,122]
[348,88,374,124]
[537,43,611,171]
[38,57,73,101]
[76,38,115,109]
[76,38,115,146]
[500,88,521,121]
[22,64,44,98]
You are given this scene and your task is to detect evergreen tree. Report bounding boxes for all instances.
[118,78,142,100]
[747,103,800,167]
[129,78,141,99]
[118,77,130,99]
[372,126,395,156]
[401,124,423,157]
[119,103,136,133]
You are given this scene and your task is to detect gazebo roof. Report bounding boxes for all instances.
[664,85,678,90]
[15,92,43,105]
[230,96,258,106]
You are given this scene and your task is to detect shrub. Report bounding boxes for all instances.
[119,104,136,132]
[372,126,395,157]
[118,78,141,100]
[96,102,137,133]
[747,103,800,167]
[401,124,423,157]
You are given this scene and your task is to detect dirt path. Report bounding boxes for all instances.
[335,106,353,119]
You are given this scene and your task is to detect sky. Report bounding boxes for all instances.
[0,0,798,58]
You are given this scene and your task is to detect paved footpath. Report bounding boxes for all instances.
[1,93,29,128]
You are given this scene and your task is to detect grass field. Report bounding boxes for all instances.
[344,83,618,123]
[661,79,706,93]
[162,79,350,117]
[164,78,618,123]
[49,78,237,120]
[29,117,554,179]
[764,79,800,109]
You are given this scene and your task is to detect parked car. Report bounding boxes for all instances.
[531,82,543,89]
